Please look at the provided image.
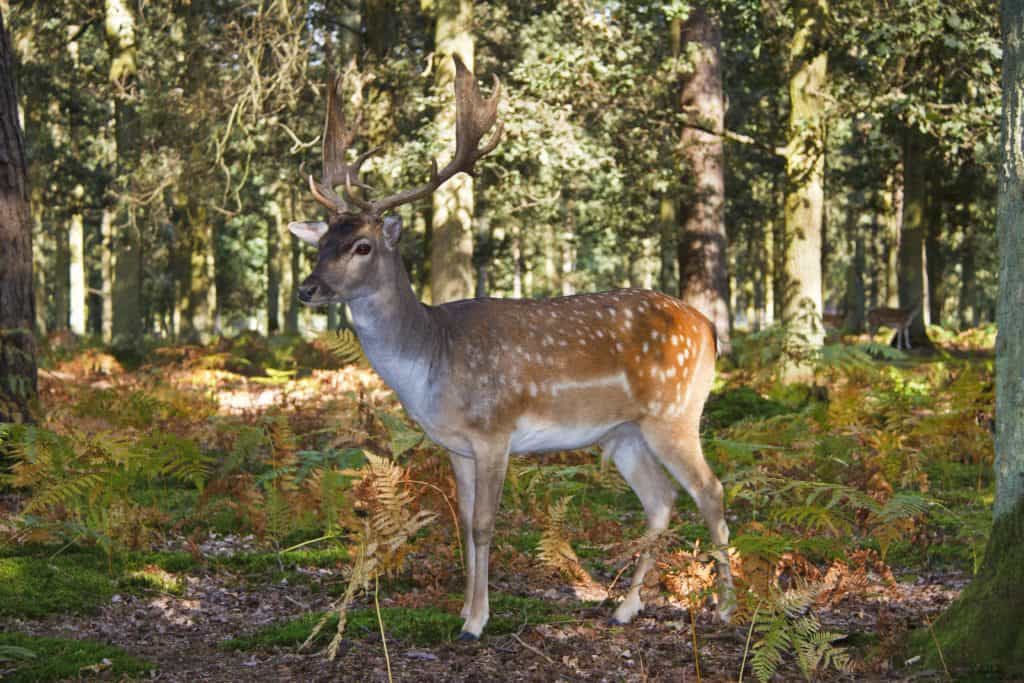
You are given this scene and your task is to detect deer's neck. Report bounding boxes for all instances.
[346,263,447,415]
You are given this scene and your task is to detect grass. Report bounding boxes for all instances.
[0,633,151,682]
[223,592,582,650]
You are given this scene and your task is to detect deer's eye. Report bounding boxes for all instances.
[354,243,372,256]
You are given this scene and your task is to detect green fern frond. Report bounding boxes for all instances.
[318,329,368,367]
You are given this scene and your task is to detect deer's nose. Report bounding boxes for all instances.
[297,282,319,303]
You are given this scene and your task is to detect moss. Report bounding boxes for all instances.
[703,387,793,431]
[911,497,1024,677]
[223,593,577,650]
[0,633,151,682]
[0,555,116,618]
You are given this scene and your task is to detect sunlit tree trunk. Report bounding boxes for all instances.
[430,0,475,303]
[0,11,37,423]
[676,7,731,352]
[883,166,903,307]
[69,204,86,335]
[658,197,677,293]
[100,207,114,342]
[897,128,933,348]
[781,0,827,382]
[929,4,1024,670]
[106,0,143,348]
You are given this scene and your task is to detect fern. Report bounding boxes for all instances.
[305,452,438,660]
[318,329,369,367]
[748,583,850,682]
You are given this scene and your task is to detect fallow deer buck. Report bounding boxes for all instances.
[867,301,922,350]
[288,56,734,639]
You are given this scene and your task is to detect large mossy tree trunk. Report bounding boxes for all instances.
[925,1,1024,673]
[780,0,827,383]
[896,128,933,348]
[430,0,475,304]
[0,11,37,423]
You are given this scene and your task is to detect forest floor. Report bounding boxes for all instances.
[0,327,998,681]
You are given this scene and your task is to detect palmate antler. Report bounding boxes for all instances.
[309,55,502,216]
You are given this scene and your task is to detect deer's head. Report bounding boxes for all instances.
[289,55,502,306]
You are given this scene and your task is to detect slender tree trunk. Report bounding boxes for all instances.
[925,186,944,326]
[897,128,933,348]
[781,0,828,382]
[285,187,300,334]
[884,165,903,307]
[53,217,70,331]
[430,0,475,303]
[658,197,677,293]
[69,206,86,335]
[0,12,37,423]
[100,207,114,342]
[106,0,143,348]
[267,200,283,335]
[928,4,1024,671]
[676,8,731,352]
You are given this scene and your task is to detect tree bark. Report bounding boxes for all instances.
[897,127,933,348]
[105,0,143,349]
[69,207,86,335]
[926,3,1024,672]
[676,8,731,352]
[430,0,475,304]
[781,0,828,382]
[0,11,37,423]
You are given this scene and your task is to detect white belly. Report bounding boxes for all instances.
[509,415,620,454]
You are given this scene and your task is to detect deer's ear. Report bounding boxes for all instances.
[382,216,402,250]
[288,221,328,246]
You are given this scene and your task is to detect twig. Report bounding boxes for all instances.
[738,600,762,683]
[511,632,555,665]
[922,613,951,681]
[690,605,702,683]
[408,479,463,566]
[374,574,393,683]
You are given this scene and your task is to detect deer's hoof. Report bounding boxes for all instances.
[457,631,479,642]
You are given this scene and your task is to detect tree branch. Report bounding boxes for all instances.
[681,122,787,158]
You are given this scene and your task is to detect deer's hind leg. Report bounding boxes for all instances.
[639,417,735,622]
[601,424,678,625]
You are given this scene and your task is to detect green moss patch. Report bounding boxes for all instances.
[0,556,116,618]
[0,633,151,682]
[224,593,578,650]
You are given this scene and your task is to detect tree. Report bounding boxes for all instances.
[676,6,731,353]
[105,0,143,348]
[781,0,828,382]
[430,0,475,304]
[925,1,1024,672]
[0,10,37,423]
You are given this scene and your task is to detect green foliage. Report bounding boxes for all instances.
[747,585,851,682]
[0,555,116,618]
[0,633,151,682]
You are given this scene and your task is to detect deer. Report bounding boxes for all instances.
[287,55,734,640]
[867,301,922,350]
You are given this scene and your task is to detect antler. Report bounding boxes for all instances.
[308,71,376,214]
[366,54,502,214]
[305,55,501,216]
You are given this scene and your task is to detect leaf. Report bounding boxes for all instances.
[375,410,424,458]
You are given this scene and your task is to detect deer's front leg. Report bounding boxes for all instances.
[448,451,476,620]
[458,440,510,640]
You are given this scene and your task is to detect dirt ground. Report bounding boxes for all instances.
[2,559,965,682]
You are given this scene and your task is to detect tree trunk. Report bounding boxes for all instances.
[53,215,70,331]
[884,166,903,307]
[0,11,37,423]
[658,197,677,293]
[430,0,475,304]
[106,0,143,349]
[926,4,1024,672]
[897,127,933,348]
[781,0,827,382]
[69,207,86,335]
[676,8,731,352]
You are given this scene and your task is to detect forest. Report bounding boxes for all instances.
[0,0,1021,681]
